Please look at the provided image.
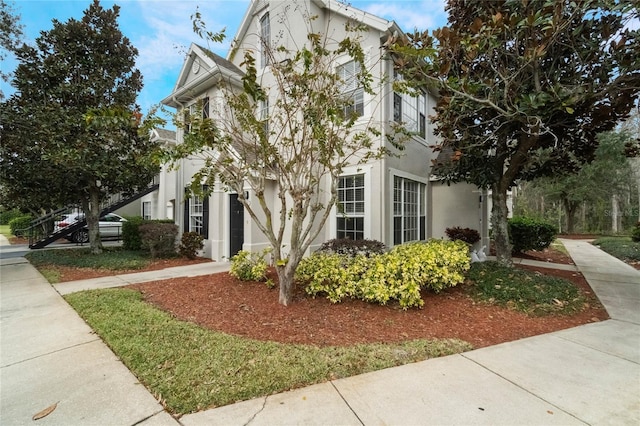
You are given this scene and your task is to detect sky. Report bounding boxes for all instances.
[3,0,448,117]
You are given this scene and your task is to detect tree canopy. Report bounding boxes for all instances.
[0,0,160,253]
[0,0,23,98]
[390,0,640,264]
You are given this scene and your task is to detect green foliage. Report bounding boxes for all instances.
[466,262,586,316]
[179,231,204,259]
[632,223,640,243]
[139,223,178,258]
[25,247,150,271]
[389,0,640,262]
[317,238,386,257]
[65,287,471,414]
[8,215,31,236]
[122,216,145,250]
[508,216,557,253]
[445,227,481,245]
[298,240,471,309]
[0,0,160,253]
[593,237,640,262]
[0,208,23,225]
[230,249,271,282]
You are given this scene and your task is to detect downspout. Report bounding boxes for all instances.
[173,95,185,235]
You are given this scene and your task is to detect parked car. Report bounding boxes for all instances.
[56,213,127,243]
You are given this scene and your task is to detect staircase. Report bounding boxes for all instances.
[25,182,160,249]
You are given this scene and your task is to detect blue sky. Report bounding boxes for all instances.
[3,0,448,116]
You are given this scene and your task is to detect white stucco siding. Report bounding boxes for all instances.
[431,182,488,247]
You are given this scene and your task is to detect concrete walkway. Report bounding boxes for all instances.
[1,236,638,425]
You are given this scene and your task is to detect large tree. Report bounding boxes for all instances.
[390,0,640,264]
[0,0,23,97]
[170,13,394,305]
[0,0,160,253]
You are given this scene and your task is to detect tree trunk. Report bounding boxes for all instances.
[84,186,103,255]
[562,198,578,234]
[276,261,297,306]
[491,184,512,266]
[611,194,619,233]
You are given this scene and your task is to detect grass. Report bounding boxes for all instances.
[592,236,640,262]
[466,261,586,316]
[25,247,157,271]
[65,288,472,414]
[0,224,12,238]
[550,239,569,256]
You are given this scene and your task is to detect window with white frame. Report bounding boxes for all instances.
[260,12,270,68]
[184,97,209,134]
[394,74,427,139]
[337,60,364,118]
[393,176,426,245]
[142,201,151,220]
[258,98,269,137]
[189,194,204,235]
[337,174,365,240]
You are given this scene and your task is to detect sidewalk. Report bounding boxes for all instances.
[1,237,639,425]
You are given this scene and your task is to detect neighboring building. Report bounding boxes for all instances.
[159,0,489,261]
[139,128,177,221]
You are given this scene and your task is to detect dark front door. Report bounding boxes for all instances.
[229,194,244,257]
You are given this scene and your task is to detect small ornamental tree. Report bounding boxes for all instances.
[169,11,398,305]
[389,0,640,265]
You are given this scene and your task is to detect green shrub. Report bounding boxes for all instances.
[9,215,33,236]
[298,239,471,309]
[317,238,386,257]
[445,227,481,245]
[0,208,23,225]
[179,232,204,259]
[122,216,145,250]
[230,249,271,282]
[139,223,178,258]
[631,222,640,243]
[508,216,557,253]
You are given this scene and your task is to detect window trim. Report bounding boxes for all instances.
[391,173,427,245]
[335,172,367,240]
[260,12,270,68]
[337,60,364,119]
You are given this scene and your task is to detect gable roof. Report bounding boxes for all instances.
[229,0,402,61]
[161,43,244,108]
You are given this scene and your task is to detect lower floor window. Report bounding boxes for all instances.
[142,201,151,220]
[189,195,204,235]
[394,176,426,245]
[337,174,365,240]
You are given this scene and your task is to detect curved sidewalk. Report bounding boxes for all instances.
[1,238,639,425]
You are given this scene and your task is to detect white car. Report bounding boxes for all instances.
[56,213,127,243]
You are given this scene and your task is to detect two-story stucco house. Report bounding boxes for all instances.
[154,0,489,261]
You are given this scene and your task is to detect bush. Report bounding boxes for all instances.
[445,227,481,245]
[317,238,386,257]
[0,208,23,225]
[508,216,557,253]
[179,232,204,259]
[230,249,271,282]
[122,216,145,250]
[298,239,471,309]
[9,215,33,236]
[631,222,640,243]
[139,223,178,258]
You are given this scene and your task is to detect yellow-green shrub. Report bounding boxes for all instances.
[297,239,471,309]
[230,249,270,282]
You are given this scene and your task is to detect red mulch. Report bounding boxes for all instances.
[38,244,611,349]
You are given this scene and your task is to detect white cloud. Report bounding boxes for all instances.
[357,0,447,32]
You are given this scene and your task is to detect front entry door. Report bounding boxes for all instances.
[229,194,244,257]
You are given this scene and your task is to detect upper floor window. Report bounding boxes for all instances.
[184,97,209,134]
[394,74,426,139]
[337,60,364,118]
[258,99,269,137]
[260,13,270,68]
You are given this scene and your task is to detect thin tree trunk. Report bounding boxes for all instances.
[491,184,512,266]
[276,261,297,306]
[84,187,103,255]
[611,194,619,233]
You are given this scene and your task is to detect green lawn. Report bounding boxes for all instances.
[592,236,640,262]
[0,224,11,238]
[65,288,471,414]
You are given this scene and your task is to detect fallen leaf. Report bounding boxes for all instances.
[32,402,58,420]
